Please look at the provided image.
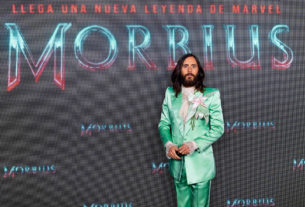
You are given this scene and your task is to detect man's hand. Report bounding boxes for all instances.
[168,145,181,160]
[178,144,190,155]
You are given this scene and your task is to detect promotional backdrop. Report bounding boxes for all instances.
[0,0,304,206]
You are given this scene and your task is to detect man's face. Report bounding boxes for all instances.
[181,56,199,87]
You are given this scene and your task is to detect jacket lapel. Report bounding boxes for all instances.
[172,89,215,137]
[183,90,217,136]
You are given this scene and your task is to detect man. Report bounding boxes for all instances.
[158,54,224,207]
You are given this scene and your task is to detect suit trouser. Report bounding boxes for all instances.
[174,163,211,207]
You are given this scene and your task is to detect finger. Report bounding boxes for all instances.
[170,146,179,152]
[178,144,186,149]
[178,145,185,152]
[173,154,181,159]
[178,145,187,153]
[170,148,177,154]
[170,153,179,159]
[179,146,189,154]
[171,151,181,160]
[169,150,176,158]
[178,147,183,153]
[181,144,189,150]
[178,149,185,154]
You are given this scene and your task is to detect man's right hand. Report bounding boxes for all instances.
[168,145,181,160]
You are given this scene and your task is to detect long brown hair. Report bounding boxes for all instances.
[171,54,206,97]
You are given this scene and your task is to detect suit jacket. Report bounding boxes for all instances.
[158,87,224,184]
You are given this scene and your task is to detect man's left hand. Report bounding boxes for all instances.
[178,144,190,155]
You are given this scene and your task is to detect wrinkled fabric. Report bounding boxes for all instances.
[174,163,210,207]
[159,87,224,184]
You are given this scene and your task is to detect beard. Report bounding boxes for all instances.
[182,73,198,87]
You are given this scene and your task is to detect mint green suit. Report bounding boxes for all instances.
[158,87,224,207]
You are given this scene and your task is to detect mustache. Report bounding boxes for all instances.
[183,73,195,78]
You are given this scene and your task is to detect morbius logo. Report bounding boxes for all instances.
[3,164,56,178]
[5,23,293,91]
[225,121,275,133]
[81,123,132,136]
[226,198,275,206]
[152,162,169,174]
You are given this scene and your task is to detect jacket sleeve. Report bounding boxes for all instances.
[194,89,224,152]
[158,88,172,146]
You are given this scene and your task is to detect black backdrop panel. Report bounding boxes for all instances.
[0,0,304,206]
